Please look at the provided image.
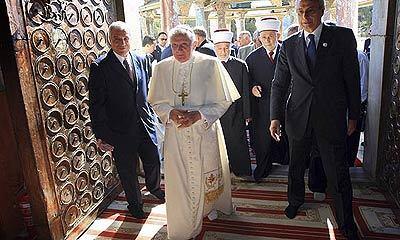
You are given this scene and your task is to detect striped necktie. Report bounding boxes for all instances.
[268,51,275,64]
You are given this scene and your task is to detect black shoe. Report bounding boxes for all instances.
[151,189,165,203]
[284,205,299,219]
[254,177,263,183]
[128,206,146,219]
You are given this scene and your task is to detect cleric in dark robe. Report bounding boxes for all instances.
[212,29,252,176]
[246,17,285,181]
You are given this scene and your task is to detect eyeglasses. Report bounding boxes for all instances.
[159,38,168,41]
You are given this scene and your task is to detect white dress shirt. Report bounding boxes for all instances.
[304,23,323,49]
[113,51,132,71]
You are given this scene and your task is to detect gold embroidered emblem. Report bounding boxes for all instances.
[204,168,224,203]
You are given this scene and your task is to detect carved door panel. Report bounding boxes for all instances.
[22,0,119,237]
[380,0,400,207]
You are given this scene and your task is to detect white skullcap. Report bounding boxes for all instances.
[212,29,233,44]
[257,17,281,32]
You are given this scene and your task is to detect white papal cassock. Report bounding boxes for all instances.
[148,52,240,239]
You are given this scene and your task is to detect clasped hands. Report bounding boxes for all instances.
[170,109,201,128]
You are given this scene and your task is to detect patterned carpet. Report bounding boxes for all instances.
[79,166,400,240]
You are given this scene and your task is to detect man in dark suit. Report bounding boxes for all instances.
[246,17,288,182]
[153,31,168,62]
[160,44,172,60]
[193,26,216,57]
[88,21,164,219]
[269,1,360,239]
[141,35,156,79]
[213,29,252,177]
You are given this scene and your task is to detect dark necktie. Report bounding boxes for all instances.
[268,51,275,64]
[123,58,133,79]
[306,34,317,70]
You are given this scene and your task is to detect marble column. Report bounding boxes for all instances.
[194,0,206,27]
[160,0,179,32]
[277,14,285,34]
[204,11,211,36]
[124,0,143,50]
[226,18,232,31]
[146,14,155,36]
[235,11,246,32]
[209,17,219,34]
[364,0,393,179]
[139,11,149,36]
[323,0,336,21]
[335,0,358,34]
[214,1,228,28]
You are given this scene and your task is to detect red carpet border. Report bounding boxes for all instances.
[79,169,400,240]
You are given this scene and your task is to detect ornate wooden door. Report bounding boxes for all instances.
[379,0,400,207]
[4,0,122,238]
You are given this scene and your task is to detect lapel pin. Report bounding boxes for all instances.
[323,43,328,47]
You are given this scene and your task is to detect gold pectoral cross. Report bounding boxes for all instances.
[178,88,188,106]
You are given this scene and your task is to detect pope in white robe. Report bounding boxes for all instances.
[147,25,240,240]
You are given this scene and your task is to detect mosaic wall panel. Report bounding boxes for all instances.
[22,0,118,235]
[381,0,400,207]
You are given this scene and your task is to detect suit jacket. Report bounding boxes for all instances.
[246,45,280,123]
[196,39,216,57]
[270,24,361,143]
[144,53,154,79]
[161,45,172,60]
[88,50,157,149]
[153,45,162,62]
[238,44,255,60]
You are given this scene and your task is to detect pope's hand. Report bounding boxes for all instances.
[269,120,281,142]
[252,86,262,97]
[177,111,201,128]
[170,109,188,124]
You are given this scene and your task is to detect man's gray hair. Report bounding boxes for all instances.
[109,21,131,37]
[193,26,207,38]
[168,25,195,43]
[295,0,325,9]
[239,31,251,38]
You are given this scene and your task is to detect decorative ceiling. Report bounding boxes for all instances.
[139,0,373,19]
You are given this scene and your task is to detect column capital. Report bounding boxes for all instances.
[213,1,228,28]
[213,1,228,14]
[271,0,282,6]
[194,0,205,6]
[237,11,247,19]
[178,2,191,17]
[139,10,155,19]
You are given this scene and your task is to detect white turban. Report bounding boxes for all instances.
[257,17,281,32]
[212,29,233,44]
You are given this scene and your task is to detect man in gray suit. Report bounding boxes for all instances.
[237,31,254,60]
[269,0,360,239]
